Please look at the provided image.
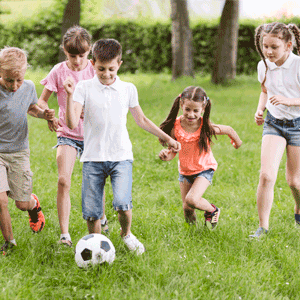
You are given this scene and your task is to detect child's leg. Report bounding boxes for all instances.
[256,135,286,230]
[0,192,13,241]
[87,219,101,234]
[118,209,132,237]
[56,145,77,236]
[285,145,300,215]
[180,177,214,223]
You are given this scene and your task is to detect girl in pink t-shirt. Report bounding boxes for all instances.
[159,86,242,229]
[38,26,107,246]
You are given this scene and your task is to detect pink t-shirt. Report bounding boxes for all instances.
[40,61,95,141]
[174,116,218,175]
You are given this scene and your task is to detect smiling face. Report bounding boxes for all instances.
[0,67,26,92]
[262,33,292,66]
[181,99,204,124]
[92,57,122,86]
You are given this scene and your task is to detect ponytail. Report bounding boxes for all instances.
[288,23,300,55]
[200,98,216,153]
[159,96,181,146]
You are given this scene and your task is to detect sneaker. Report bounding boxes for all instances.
[28,194,45,233]
[101,218,109,234]
[58,237,72,247]
[1,241,16,255]
[249,227,268,239]
[122,233,145,255]
[204,204,220,229]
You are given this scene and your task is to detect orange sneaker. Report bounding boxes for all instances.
[28,194,45,233]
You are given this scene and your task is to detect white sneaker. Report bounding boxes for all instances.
[122,233,145,255]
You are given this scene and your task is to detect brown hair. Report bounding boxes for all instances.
[92,39,122,62]
[62,25,92,55]
[0,47,27,71]
[255,22,300,89]
[159,86,216,153]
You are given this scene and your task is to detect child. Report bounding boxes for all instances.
[159,86,242,228]
[38,26,108,247]
[250,22,300,238]
[0,47,55,254]
[64,38,181,254]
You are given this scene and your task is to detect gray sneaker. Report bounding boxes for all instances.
[249,227,268,239]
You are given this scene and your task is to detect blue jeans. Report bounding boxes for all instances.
[263,111,300,146]
[82,160,133,221]
[178,169,215,185]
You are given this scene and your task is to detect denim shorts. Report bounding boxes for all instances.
[263,111,300,146]
[82,160,133,221]
[178,168,215,185]
[53,137,84,157]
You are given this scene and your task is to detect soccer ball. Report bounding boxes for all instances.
[75,234,115,268]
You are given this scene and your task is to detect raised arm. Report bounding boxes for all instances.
[64,76,83,130]
[212,124,242,149]
[129,105,181,152]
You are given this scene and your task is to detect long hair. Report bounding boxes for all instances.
[255,22,300,89]
[159,86,216,153]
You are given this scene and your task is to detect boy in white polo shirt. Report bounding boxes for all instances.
[64,39,181,254]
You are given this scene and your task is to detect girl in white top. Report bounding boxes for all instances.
[38,26,108,246]
[250,22,300,238]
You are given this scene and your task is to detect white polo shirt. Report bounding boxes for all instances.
[258,52,300,120]
[73,75,139,162]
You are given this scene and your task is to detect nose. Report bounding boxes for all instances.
[12,81,18,90]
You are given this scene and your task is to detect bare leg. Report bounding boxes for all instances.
[0,192,13,241]
[180,177,213,223]
[87,219,101,234]
[256,135,286,230]
[56,145,77,236]
[286,145,300,215]
[118,209,132,237]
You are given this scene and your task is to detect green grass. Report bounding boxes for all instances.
[0,70,299,300]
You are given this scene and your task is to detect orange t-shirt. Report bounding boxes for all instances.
[174,116,218,175]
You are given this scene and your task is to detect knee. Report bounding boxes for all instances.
[15,201,29,211]
[58,175,71,190]
[259,171,276,187]
[287,176,300,191]
[183,196,195,209]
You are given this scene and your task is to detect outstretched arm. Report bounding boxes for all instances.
[212,124,242,149]
[64,76,83,129]
[129,105,181,152]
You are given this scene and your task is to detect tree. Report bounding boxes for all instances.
[170,0,194,80]
[212,0,239,84]
[58,0,81,63]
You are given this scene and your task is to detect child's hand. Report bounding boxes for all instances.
[255,109,264,126]
[269,95,290,106]
[230,137,242,149]
[63,76,75,95]
[43,108,55,121]
[47,118,61,132]
[159,149,176,161]
[167,138,181,153]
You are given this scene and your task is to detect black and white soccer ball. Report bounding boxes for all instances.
[75,234,115,268]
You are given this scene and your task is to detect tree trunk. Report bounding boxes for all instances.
[171,0,194,80]
[212,0,239,84]
[58,0,81,63]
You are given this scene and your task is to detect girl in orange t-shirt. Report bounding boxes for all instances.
[159,86,242,229]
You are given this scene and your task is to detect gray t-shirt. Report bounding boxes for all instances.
[0,80,38,152]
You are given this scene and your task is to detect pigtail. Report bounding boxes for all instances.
[288,23,300,55]
[159,96,181,147]
[200,97,216,153]
[255,24,268,89]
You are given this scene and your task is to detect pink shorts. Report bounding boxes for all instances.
[0,149,33,202]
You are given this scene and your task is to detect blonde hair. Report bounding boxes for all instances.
[0,47,27,71]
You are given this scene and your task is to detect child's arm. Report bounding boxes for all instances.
[255,87,268,126]
[38,88,60,132]
[129,105,181,152]
[212,124,242,149]
[63,76,83,129]
[27,104,55,121]
[159,149,177,161]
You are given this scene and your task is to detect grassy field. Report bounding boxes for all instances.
[0,70,299,300]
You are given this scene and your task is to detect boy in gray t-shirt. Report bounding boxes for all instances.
[0,47,55,255]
